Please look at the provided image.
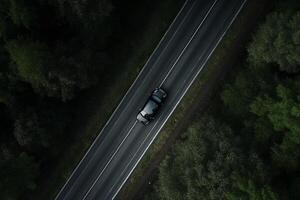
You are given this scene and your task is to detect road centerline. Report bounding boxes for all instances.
[82,121,138,200]
[159,0,219,88]
[121,0,197,109]
[54,1,192,199]
[110,1,248,199]
[54,0,249,199]
[106,120,161,199]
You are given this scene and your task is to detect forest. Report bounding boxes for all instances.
[146,0,300,199]
[0,0,167,199]
[0,0,117,199]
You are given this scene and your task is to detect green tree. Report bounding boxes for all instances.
[54,0,113,20]
[13,108,50,149]
[221,62,275,118]
[0,152,39,199]
[5,39,100,101]
[5,39,52,93]
[221,69,258,117]
[227,176,279,200]
[250,83,300,170]
[156,117,242,200]
[248,11,300,73]
[0,19,7,39]
[52,45,102,100]
[8,0,35,29]
[12,101,69,155]
[0,77,12,106]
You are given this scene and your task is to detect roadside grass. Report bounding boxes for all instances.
[31,1,184,200]
[118,0,272,199]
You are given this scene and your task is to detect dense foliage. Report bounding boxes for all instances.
[148,1,300,200]
[0,0,114,199]
[1,0,112,101]
[1,0,182,198]
[147,117,272,200]
[153,117,270,200]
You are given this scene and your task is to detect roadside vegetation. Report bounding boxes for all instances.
[119,0,270,198]
[0,0,183,199]
[141,0,300,199]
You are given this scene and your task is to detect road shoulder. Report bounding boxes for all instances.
[117,0,272,199]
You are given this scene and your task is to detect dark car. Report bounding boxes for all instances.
[137,88,167,125]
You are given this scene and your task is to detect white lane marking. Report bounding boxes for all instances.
[82,121,138,200]
[107,0,220,190]
[112,0,248,199]
[54,1,190,199]
[159,0,218,88]
[106,120,160,199]
[110,79,186,200]
[86,1,201,197]
[120,0,197,108]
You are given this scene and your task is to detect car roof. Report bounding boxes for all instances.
[141,99,158,116]
[151,95,162,103]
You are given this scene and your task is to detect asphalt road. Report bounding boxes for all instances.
[55,0,247,199]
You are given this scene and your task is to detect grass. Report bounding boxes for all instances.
[30,1,184,200]
[118,0,272,199]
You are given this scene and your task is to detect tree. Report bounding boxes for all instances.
[221,69,258,117]
[8,0,36,29]
[54,0,113,21]
[0,75,12,106]
[12,100,69,156]
[250,83,300,170]
[13,108,49,149]
[52,45,103,100]
[221,62,276,118]
[5,38,101,101]
[5,39,53,94]
[248,10,300,73]
[155,117,243,200]
[0,152,39,199]
[0,19,7,39]
[226,176,279,200]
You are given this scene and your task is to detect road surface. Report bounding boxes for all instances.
[55,0,247,199]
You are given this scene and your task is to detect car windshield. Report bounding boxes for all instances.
[151,95,162,103]
[141,100,158,116]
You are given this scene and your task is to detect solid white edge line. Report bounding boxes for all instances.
[105,120,160,199]
[110,0,197,116]
[82,121,138,200]
[54,1,189,199]
[107,0,221,195]
[106,0,219,194]
[85,0,206,197]
[112,0,248,199]
[159,0,218,87]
